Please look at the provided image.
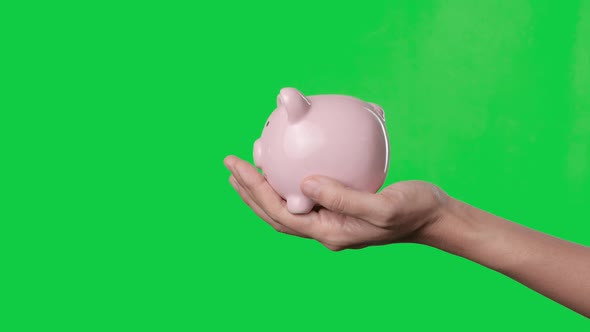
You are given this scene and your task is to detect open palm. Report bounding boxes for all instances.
[224,155,448,251]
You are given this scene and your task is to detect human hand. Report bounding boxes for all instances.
[225,154,590,316]
[224,155,449,251]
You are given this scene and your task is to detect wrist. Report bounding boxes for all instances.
[417,197,489,258]
[417,196,522,274]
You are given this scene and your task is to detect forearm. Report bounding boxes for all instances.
[421,198,590,318]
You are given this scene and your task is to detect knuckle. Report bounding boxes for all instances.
[327,194,347,214]
[275,226,288,234]
[371,217,389,228]
[265,206,283,221]
[249,172,267,189]
[241,197,253,208]
[323,243,344,252]
[317,233,349,251]
[431,184,448,204]
[381,196,396,213]
[388,189,406,203]
[371,196,396,227]
[380,207,396,225]
[316,229,336,244]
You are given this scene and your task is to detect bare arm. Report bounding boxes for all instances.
[423,198,590,317]
[224,155,590,318]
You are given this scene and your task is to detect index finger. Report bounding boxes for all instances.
[224,155,321,236]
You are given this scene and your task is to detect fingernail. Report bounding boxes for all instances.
[301,179,320,198]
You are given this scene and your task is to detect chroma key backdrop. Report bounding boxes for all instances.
[1,0,589,330]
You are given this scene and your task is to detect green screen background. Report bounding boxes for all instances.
[2,0,590,330]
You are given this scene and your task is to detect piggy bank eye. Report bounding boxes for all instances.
[265,121,270,127]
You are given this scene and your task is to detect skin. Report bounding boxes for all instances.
[224,155,590,318]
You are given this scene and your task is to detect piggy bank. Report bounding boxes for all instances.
[253,87,390,214]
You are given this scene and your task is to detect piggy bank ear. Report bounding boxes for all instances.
[369,102,385,121]
[277,87,310,123]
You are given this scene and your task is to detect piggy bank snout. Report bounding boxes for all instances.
[253,139,263,168]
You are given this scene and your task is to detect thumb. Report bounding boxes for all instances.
[300,176,387,220]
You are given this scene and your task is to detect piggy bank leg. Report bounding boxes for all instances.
[286,195,315,214]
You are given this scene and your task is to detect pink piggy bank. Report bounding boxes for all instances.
[253,87,390,214]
